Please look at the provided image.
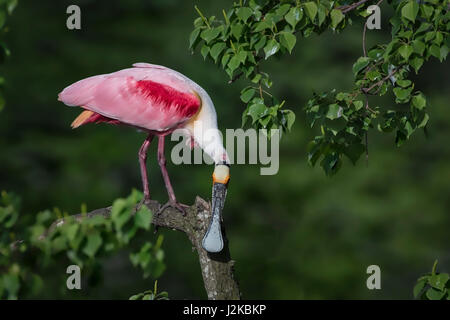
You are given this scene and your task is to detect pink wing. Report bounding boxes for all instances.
[58,63,201,132]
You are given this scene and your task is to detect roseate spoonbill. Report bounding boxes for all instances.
[58,63,230,252]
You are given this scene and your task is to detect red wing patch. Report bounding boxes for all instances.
[135,80,201,118]
[85,113,122,125]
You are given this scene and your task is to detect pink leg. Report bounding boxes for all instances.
[157,135,176,202]
[157,135,187,214]
[139,134,153,201]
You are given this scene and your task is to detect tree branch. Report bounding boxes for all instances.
[362,68,397,94]
[338,0,373,14]
[43,196,241,300]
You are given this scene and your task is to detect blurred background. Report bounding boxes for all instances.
[0,0,449,299]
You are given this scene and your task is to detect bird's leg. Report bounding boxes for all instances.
[157,135,188,215]
[138,134,154,206]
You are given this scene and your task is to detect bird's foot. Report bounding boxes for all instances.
[158,200,189,216]
[136,196,151,211]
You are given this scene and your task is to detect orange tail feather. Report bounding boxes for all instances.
[71,110,94,129]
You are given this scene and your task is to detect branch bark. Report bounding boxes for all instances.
[48,196,241,300]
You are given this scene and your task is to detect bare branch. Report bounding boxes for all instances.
[228,71,244,84]
[338,0,373,14]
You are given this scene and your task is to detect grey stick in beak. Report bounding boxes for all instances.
[202,164,229,253]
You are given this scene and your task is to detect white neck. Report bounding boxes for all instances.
[183,90,229,165]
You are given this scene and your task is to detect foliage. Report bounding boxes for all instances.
[414,260,450,300]
[129,280,169,300]
[0,190,165,299]
[191,0,449,175]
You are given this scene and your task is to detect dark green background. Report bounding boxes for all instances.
[0,0,449,299]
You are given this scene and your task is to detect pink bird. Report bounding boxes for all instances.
[58,63,230,252]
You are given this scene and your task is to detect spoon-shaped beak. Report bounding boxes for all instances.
[202,182,227,253]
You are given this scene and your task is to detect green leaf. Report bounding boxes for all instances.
[413,279,427,298]
[135,206,153,230]
[259,115,271,127]
[426,287,446,300]
[321,152,341,176]
[412,93,426,110]
[210,42,226,63]
[236,51,247,64]
[66,224,80,242]
[344,143,365,165]
[251,73,262,83]
[404,120,414,138]
[303,2,318,22]
[200,45,209,60]
[399,45,413,60]
[352,57,370,75]
[401,0,419,23]
[129,293,144,300]
[189,28,201,49]
[240,88,256,103]
[307,140,322,166]
[275,4,291,17]
[254,36,267,51]
[429,273,449,291]
[111,199,132,230]
[221,53,230,68]
[83,232,102,258]
[264,39,280,59]
[228,55,241,72]
[439,45,448,62]
[429,44,441,60]
[231,23,244,40]
[395,80,410,88]
[393,87,412,102]
[434,32,443,45]
[330,9,344,29]
[412,40,425,55]
[236,7,253,23]
[410,57,424,73]
[418,113,429,128]
[200,27,221,44]
[280,32,296,54]
[283,110,296,131]
[421,4,434,19]
[285,7,302,28]
[415,22,431,35]
[317,4,327,26]
[254,20,271,32]
[353,100,364,110]
[326,104,343,120]
[425,31,435,43]
[248,103,266,123]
